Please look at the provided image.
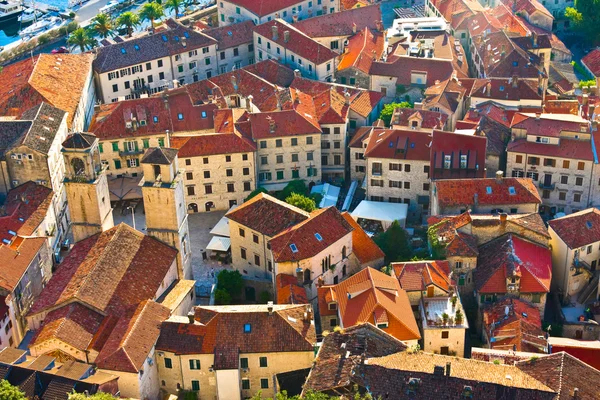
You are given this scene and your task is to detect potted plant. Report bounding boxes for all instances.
[455,309,463,325]
[442,312,449,326]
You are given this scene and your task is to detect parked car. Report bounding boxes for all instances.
[51,46,69,54]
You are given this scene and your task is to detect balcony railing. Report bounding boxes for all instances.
[538,181,555,190]
[119,149,145,157]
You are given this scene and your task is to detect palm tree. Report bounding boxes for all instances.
[67,28,96,53]
[164,0,183,18]
[116,11,140,38]
[92,13,113,39]
[139,2,164,30]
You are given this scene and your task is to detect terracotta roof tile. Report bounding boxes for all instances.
[507,137,594,161]
[338,28,385,74]
[171,132,256,158]
[293,5,382,38]
[582,48,600,77]
[391,109,448,130]
[204,20,255,49]
[0,182,53,243]
[430,129,487,179]
[370,56,455,87]
[510,112,589,138]
[0,237,46,292]
[224,0,309,17]
[316,267,420,342]
[364,128,431,161]
[475,234,551,294]
[341,212,385,265]
[393,261,451,293]
[548,208,600,249]
[276,273,308,304]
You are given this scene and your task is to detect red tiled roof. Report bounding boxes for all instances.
[582,48,600,77]
[516,352,600,399]
[364,128,431,161]
[89,91,217,139]
[433,177,541,208]
[29,223,177,317]
[225,0,308,17]
[253,20,338,65]
[0,237,46,292]
[248,110,321,139]
[226,193,309,236]
[293,5,382,38]
[204,20,255,49]
[392,261,451,293]
[270,207,353,262]
[482,297,546,353]
[341,212,385,265]
[0,54,94,128]
[155,304,316,365]
[243,59,296,87]
[391,109,448,130]
[430,130,487,179]
[500,0,552,18]
[317,267,421,342]
[475,234,551,294]
[0,182,53,243]
[276,273,308,304]
[338,28,385,75]
[548,208,600,249]
[370,56,455,87]
[423,77,467,113]
[510,113,588,138]
[466,77,542,102]
[507,138,594,161]
[171,132,256,157]
[95,300,171,373]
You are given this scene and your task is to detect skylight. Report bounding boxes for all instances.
[227,31,233,36]
[315,233,323,241]
[508,186,516,195]
[587,221,593,229]
[486,186,492,194]
[244,323,251,333]
[174,36,180,41]
[162,34,168,42]
[134,44,140,51]
[120,48,126,54]
[290,243,298,253]
[184,31,189,38]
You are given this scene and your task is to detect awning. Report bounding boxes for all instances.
[206,236,231,252]
[209,205,237,237]
[108,175,143,201]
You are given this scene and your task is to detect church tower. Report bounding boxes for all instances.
[140,147,192,280]
[62,132,114,243]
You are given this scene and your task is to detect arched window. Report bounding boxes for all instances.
[303,269,311,284]
[342,246,347,259]
[71,157,85,176]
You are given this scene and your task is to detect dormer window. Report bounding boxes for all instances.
[328,302,337,311]
[376,322,388,329]
[460,154,467,169]
[444,155,451,169]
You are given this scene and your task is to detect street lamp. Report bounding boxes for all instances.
[127,205,136,230]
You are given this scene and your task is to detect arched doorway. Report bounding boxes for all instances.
[188,203,198,213]
[205,201,214,212]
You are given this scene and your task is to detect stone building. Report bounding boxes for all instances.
[155,304,316,399]
[171,132,257,213]
[218,0,339,26]
[203,20,256,74]
[336,27,385,89]
[429,129,487,180]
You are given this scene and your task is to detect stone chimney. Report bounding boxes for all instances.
[267,301,274,315]
[352,22,357,34]
[445,362,451,377]
[231,75,238,92]
[247,94,253,111]
[294,69,301,78]
[500,213,507,226]
[187,311,195,324]
[486,82,492,97]
[292,14,298,22]
[271,25,278,40]
[512,75,518,88]
[267,116,276,133]
[532,32,538,47]
[496,170,504,183]
[304,305,313,322]
[376,20,383,31]
[284,30,290,43]
[535,112,541,120]
[344,91,351,105]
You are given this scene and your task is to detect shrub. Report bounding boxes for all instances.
[493,360,501,365]
[245,187,268,201]
[285,193,316,212]
[259,290,271,303]
[214,288,232,305]
[37,34,50,45]
[66,21,79,33]
[69,11,76,18]
[216,270,244,299]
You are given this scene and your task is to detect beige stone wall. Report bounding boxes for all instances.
[464,223,549,247]
[447,256,477,294]
[366,157,430,218]
[156,352,216,396]
[349,146,367,182]
[256,134,321,191]
[178,150,256,213]
[229,220,273,279]
[507,148,593,215]
[423,327,466,357]
[6,147,51,189]
[99,135,167,177]
[219,0,337,26]
[320,123,347,182]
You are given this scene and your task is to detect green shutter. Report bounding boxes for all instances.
[143,139,150,149]
[134,141,139,152]
[112,142,119,151]
[158,138,165,147]
[114,159,121,169]
[99,143,104,153]
[123,142,128,152]
[192,380,200,391]
[480,294,485,303]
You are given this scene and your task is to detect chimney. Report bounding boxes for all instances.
[247,94,253,111]
[535,112,541,120]
[292,14,298,22]
[445,362,451,377]
[344,91,351,105]
[304,305,313,322]
[376,20,383,31]
[294,69,301,78]
[532,32,538,47]
[486,82,492,97]
[231,75,238,92]
[496,170,504,183]
[352,22,357,34]
[473,192,479,207]
[501,44,506,56]
[500,213,507,226]
[267,116,276,133]
[187,311,195,324]
[284,30,290,43]
[267,301,274,315]
[574,388,579,399]
[271,25,278,40]
[512,75,518,88]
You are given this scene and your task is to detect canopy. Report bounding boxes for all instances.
[108,175,143,201]
[310,183,340,208]
[209,205,237,237]
[206,236,231,252]
[351,200,408,230]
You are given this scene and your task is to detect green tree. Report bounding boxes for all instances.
[277,180,307,201]
[92,13,113,38]
[214,288,232,305]
[259,290,271,303]
[309,192,323,207]
[378,101,413,127]
[67,28,96,53]
[116,11,140,38]
[165,0,184,17]
[66,21,79,33]
[245,187,268,201]
[565,0,600,45]
[0,380,26,400]
[285,193,316,212]
[216,270,244,299]
[139,2,164,29]
[373,220,412,263]
[68,392,119,400]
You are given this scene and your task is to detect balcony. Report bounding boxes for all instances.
[119,149,145,157]
[538,181,555,190]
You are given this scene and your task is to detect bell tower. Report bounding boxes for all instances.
[140,147,191,280]
[62,132,114,243]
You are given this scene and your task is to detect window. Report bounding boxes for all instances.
[578,161,585,170]
[159,72,165,80]
[239,228,245,237]
[240,358,249,368]
[276,155,284,164]
[542,189,550,199]
[574,193,582,202]
[204,171,210,179]
[559,191,566,201]
[563,160,570,168]
[531,293,541,303]
[227,183,235,193]
[261,378,269,389]
[191,380,200,391]
[424,165,430,174]
[528,157,540,166]
[576,177,583,186]
[306,136,313,145]
[99,143,104,153]
[205,185,213,194]
[112,84,118,92]
[187,186,195,196]
[423,183,430,191]
[561,176,568,185]
[244,181,251,191]
[241,248,247,259]
[277,170,284,180]
[226,169,233,177]
[243,167,250,175]
[307,152,314,161]
[177,113,184,120]
[276,139,282,147]
[189,359,200,370]
[405,164,411,172]
[441,331,449,339]
[205,58,211,66]
[259,357,268,367]
[111,142,118,151]
[114,159,122,169]
[389,163,401,171]
[226,155,231,162]
[242,379,250,390]
[164,358,173,369]
[587,245,592,254]
[404,182,410,189]
[158,60,163,68]
[292,154,299,162]
[544,158,556,167]
[253,234,259,244]
[203,157,209,164]
[526,171,539,181]
[186,172,193,180]
[254,254,260,266]
[291,138,298,146]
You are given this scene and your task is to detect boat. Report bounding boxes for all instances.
[19,16,61,37]
[0,0,23,23]
[18,7,43,23]
[98,0,119,14]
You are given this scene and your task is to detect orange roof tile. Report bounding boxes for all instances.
[338,28,385,74]
[341,212,385,265]
[392,261,451,293]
